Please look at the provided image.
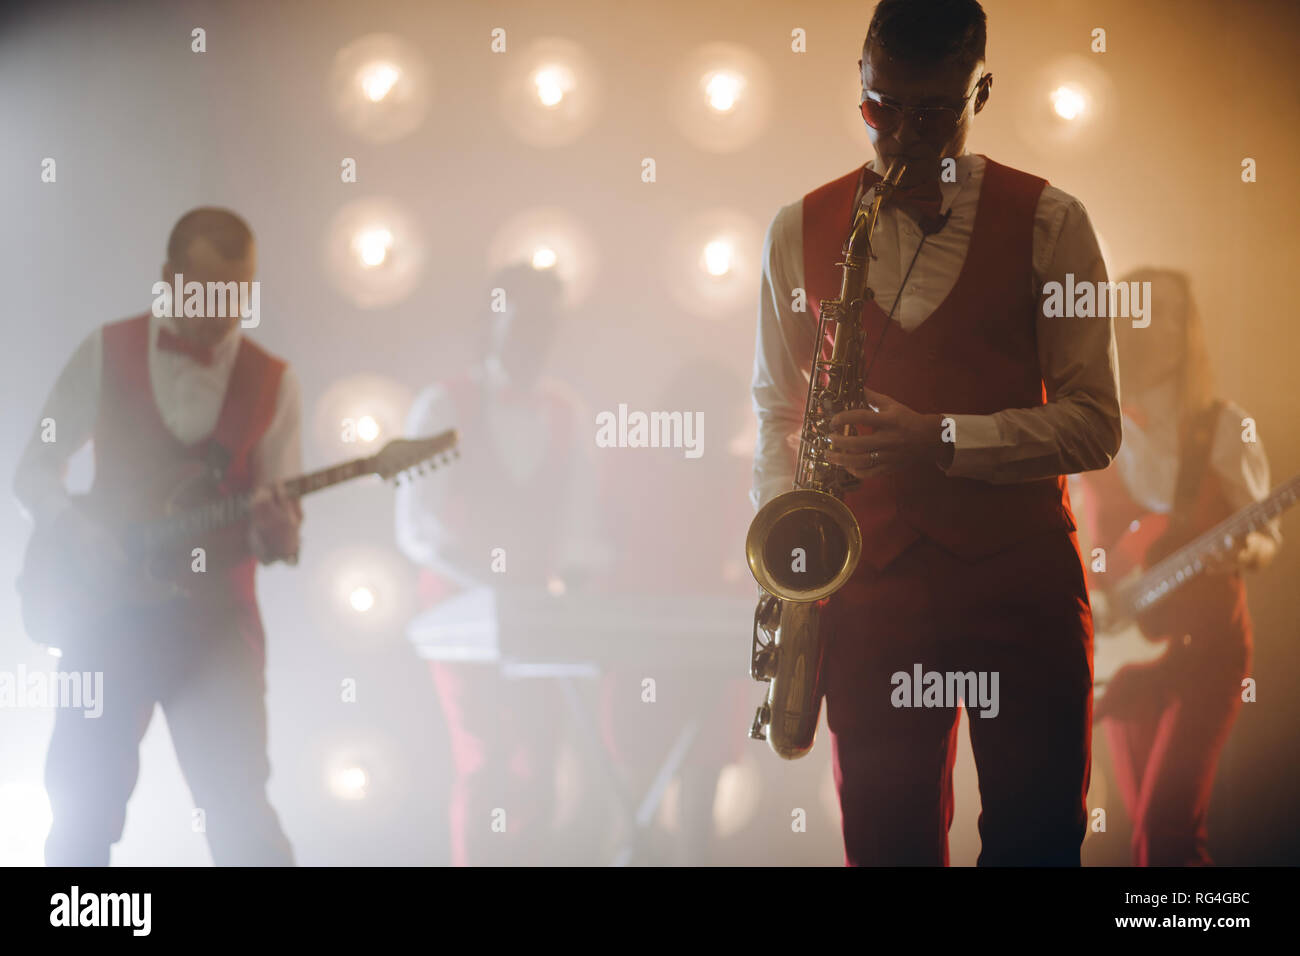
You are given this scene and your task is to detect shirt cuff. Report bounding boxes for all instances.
[939,413,1001,480]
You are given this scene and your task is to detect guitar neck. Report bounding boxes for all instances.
[1120,474,1299,617]
[143,456,376,548]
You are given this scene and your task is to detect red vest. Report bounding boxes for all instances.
[417,371,576,606]
[802,156,1077,569]
[92,313,285,612]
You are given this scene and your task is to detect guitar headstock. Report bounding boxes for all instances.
[371,429,460,482]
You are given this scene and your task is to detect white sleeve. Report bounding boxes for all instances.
[750,200,812,512]
[941,192,1123,483]
[13,327,102,525]
[394,384,461,571]
[552,386,613,576]
[1212,401,1282,546]
[249,364,303,486]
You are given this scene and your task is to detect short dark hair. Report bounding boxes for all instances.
[488,262,564,316]
[864,0,987,75]
[166,207,254,267]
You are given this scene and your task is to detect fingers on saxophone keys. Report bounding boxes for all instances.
[830,408,880,428]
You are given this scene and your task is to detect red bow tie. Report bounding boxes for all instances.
[157,326,215,366]
[862,167,949,235]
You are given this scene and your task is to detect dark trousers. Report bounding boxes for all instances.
[824,530,1094,866]
[43,602,294,866]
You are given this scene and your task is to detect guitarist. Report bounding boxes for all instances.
[13,208,303,865]
[1080,267,1280,866]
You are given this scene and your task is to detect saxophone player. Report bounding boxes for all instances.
[750,0,1122,864]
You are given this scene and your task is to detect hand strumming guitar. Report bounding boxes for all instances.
[249,481,302,565]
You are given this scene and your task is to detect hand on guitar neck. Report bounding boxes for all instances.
[1198,529,1278,575]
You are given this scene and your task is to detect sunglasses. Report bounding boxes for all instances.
[859,73,991,139]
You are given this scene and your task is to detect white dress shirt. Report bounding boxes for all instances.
[13,312,302,548]
[751,152,1122,510]
[1115,381,1282,544]
[394,356,609,591]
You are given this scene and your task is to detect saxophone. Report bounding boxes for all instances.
[746,159,907,759]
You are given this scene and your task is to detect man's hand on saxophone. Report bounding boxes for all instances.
[826,386,955,478]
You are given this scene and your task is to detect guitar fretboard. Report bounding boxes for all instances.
[137,457,375,551]
[1121,475,1299,616]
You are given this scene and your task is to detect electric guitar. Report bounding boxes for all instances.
[16,430,459,650]
[1093,474,1298,699]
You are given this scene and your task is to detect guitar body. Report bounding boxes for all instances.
[1092,510,1174,698]
[16,461,222,651]
[1093,620,1170,688]
[1093,508,1247,700]
[16,428,460,652]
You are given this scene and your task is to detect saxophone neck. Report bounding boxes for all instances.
[845,159,908,260]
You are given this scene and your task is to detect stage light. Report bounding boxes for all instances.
[349,586,376,613]
[312,373,414,460]
[0,782,51,866]
[353,227,394,268]
[703,239,734,277]
[704,70,744,112]
[713,757,761,838]
[329,764,369,801]
[314,736,408,812]
[330,34,431,144]
[664,208,761,318]
[533,65,574,108]
[355,414,381,443]
[1051,85,1086,121]
[1013,55,1115,156]
[531,245,558,270]
[360,62,400,103]
[499,38,601,147]
[323,199,426,309]
[486,206,594,307]
[312,543,415,646]
[670,43,771,153]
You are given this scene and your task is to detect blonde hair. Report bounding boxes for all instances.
[1115,267,1216,445]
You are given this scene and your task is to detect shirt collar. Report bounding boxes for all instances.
[865,149,977,208]
[148,308,242,359]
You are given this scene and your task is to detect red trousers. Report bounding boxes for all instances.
[1098,629,1250,866]
[429,661,563,866]
[823,530,1094,866]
